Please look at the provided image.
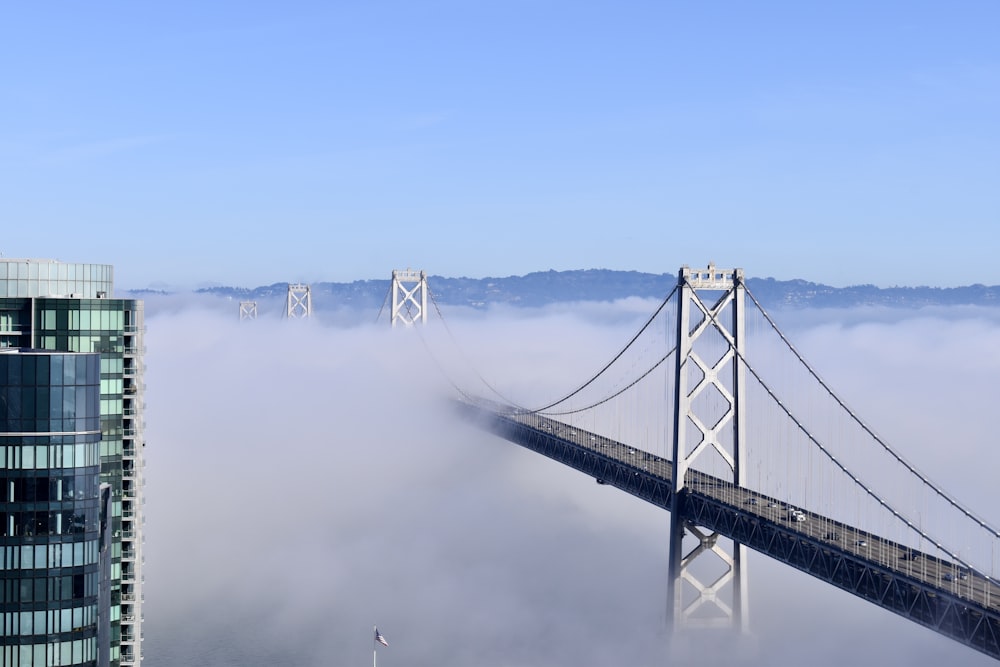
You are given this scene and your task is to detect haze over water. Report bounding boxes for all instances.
[139,297,1000,666]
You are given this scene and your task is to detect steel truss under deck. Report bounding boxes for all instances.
[457,400,1000,662]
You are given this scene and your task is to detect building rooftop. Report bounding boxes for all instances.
[0,258,114,298]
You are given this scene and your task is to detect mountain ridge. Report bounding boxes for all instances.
[171,269,1000,310]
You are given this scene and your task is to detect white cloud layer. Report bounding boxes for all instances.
[139,299,1000,666]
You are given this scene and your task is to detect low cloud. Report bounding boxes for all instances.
[140,301,999,666]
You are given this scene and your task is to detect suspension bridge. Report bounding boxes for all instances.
[408,263,1000,662]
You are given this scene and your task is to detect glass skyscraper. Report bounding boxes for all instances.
[0,260,145,666]
[0,349,109,666]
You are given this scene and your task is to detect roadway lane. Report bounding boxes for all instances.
[500,405,1000,611]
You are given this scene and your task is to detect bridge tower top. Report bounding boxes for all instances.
[391,269,428,327]
[239,300,258,321]
[285,283,312,319]
[679,262,744,289]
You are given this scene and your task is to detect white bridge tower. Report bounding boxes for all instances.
[667,263,749,635]
[390,269,428,327]
[239,300,258,321]
[285,283,312,319]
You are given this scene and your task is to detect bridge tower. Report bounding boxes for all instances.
[390,269,428,327]
[285,283,312,319]
[239,300,258,321]
[667,263,749,634]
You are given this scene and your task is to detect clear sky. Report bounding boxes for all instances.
[2,2,998,290]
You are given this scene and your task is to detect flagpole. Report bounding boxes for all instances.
[373,625,377,667]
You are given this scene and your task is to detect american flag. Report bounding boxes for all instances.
[375,627,389,647]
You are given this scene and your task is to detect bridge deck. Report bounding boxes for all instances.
[457,398,1000,662]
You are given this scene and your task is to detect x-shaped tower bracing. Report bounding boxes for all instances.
[239,301,258,321]
[391,269,428,327]
[668,263,749,633]
[286,283,312,319]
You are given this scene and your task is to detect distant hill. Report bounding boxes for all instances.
[184,269,1000,311]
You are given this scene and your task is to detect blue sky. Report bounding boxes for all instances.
[2,2,998,290]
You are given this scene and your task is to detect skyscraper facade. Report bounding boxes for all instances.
[0,260,145,666]
[0,349,110,666]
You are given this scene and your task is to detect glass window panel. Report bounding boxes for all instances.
[49,387,61,420]
[49,355,62,385]
[34,388,46,420]
[34,356,48,384]
[62,386,74,418]
[20,355,33,385]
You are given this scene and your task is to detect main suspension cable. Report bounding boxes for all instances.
[375,282,391,324]
[684,284,981,568]
[539,346,677,416]
[528,285,679,413]
[426,288,529,410]
[742,284,1000,540]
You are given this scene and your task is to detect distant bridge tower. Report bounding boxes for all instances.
[239,300,258,321]
[668,263,749,634]
[390,269,428,327]
[285,283,312,319]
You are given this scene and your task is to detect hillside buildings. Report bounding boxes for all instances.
[0,259,145,666]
